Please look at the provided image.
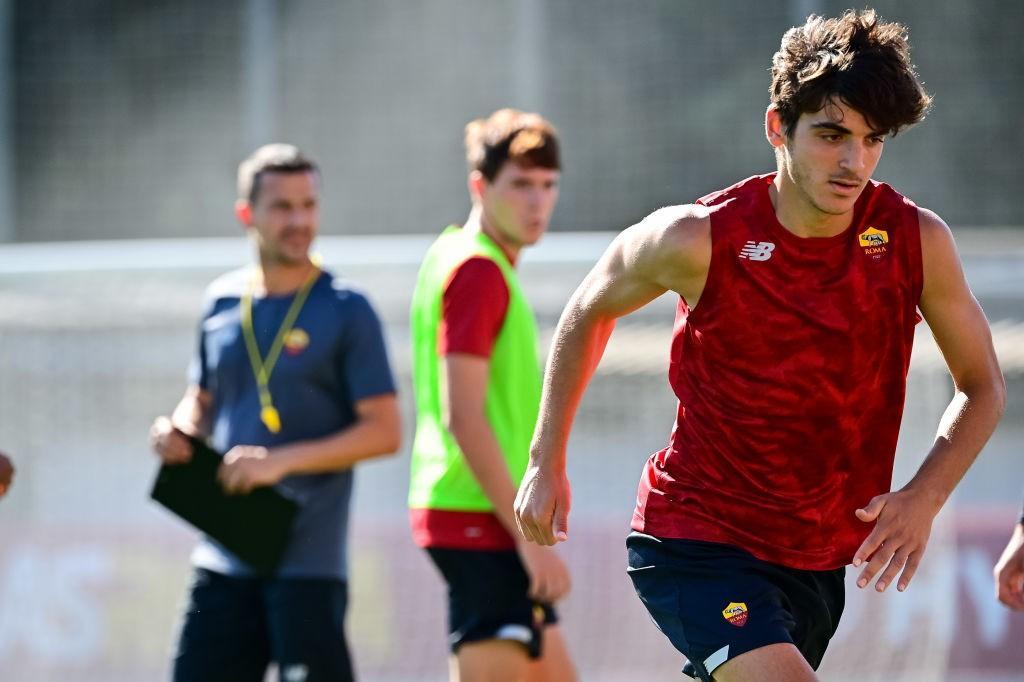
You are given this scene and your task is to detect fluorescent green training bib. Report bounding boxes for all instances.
[408,226,542,511]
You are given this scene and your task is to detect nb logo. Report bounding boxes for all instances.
[738,241,775,261]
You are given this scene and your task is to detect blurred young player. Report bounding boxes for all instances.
[515,10,1005,682]
[409,109,577,682]
[150,144,400,682]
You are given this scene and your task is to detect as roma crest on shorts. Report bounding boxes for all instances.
[722,602,749,627]
[283,328,310,356]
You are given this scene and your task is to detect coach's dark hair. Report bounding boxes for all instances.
[465,108,561,182]
[770,9,932,136]
[237,143,319,204]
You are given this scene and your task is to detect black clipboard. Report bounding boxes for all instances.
[150,436,299,575]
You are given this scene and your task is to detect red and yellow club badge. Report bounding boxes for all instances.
[722,602,749,627]
[283,328,310,356]
[858,226,889,258]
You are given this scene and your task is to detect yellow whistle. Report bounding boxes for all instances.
[260,406,282,434]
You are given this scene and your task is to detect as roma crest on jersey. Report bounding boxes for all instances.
[858,226,889,260]
[722,602,749,627]
[284,328,310,356]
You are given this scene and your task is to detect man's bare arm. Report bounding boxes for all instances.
[854,209,1006,592]
[516,205,712,545]
[444,353,571,603]
[218,393,401,493]
[445,354,528,536]
[907,209,1005,499]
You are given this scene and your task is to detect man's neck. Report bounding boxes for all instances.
[465,206,520,266]
[254,257,317,295]
[771,173,854,239]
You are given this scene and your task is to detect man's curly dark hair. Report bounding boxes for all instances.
[770,9,932,137]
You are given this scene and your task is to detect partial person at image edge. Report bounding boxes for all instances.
[994,501,1024,611]
[0,451,13,497]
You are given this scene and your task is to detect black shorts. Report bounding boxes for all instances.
[626,532,845,681]
[172,568,353,682]
[426,547,558,659]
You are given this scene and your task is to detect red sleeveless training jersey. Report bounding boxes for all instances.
[631,173,923,570]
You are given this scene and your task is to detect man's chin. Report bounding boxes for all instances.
[813,194,860,217]
[270,251,313,267]
[522,228,548,246]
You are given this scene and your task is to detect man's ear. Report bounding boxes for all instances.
[467,170,487,204]
[234,199,253,228]
[765,105,787,149]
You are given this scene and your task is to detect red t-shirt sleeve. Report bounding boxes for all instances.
[440,257,509,358]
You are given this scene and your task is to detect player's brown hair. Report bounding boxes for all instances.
[237,143,319,205]
[464,108,561,182]
[770,9,932,136]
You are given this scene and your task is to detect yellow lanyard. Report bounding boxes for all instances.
[240,267,320,434]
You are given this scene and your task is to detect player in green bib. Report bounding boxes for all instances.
[409,109,577,682]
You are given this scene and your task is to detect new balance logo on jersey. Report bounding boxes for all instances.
[738,241,775,261]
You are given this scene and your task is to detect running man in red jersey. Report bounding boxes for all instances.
[515,10,1005,682]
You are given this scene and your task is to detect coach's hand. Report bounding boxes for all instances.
[515,460,571,546]
[518,542,571,604]
[218,445,286,494]
[852,486,942,593]
[149,416,194,465]
[994,523,1024,610]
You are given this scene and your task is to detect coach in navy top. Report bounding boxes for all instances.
[149,143,400,682]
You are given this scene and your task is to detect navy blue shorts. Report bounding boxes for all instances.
[172,568,353,682]
[626,533,845,681]
[426,547,558,659]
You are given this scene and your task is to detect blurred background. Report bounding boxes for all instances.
[0,1,1021,680]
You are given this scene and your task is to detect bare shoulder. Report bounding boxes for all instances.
[638,203,711,245]
[916,206,971,304]
[921,205,950,237]
[630,204,711,271]
[916,206,962,269]
[917,206,957,251]
[609,204,710,296]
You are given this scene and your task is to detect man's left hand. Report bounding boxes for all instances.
[852,487,942,593]
[218,446,286,494]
